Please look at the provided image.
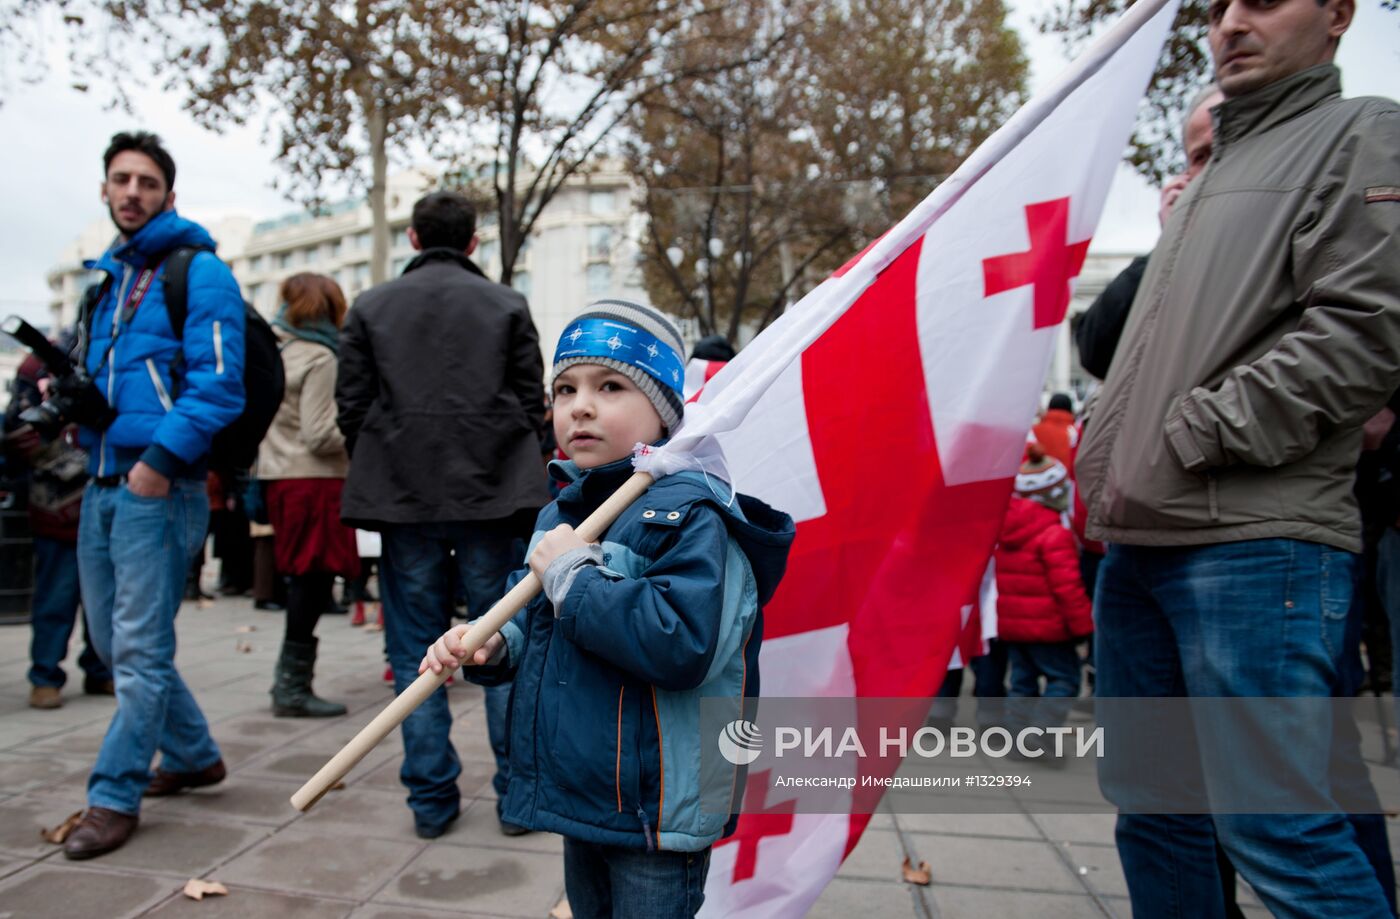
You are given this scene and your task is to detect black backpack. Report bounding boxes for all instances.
[162,247,284,473]
[80,247,285,473]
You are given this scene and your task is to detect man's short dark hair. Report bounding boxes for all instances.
[103,131,176,191]
[411,191,477,251]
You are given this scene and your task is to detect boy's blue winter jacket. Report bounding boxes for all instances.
[480,454,794,852]
[80,210,245,479]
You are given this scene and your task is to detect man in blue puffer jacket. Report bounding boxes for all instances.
[422,300,794,918]
[62,132,246,860]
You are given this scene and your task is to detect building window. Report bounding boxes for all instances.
[392,257,408,276]
[303,246,318,264]
[397,229,413,251]
[248,282,263,304]
[327,240,341,259]
[587,225,614,261]
[356,231,371,250]
[512,271,532,299]
[589,190,615,216]
[586,263,612,297]
[250,255,265,273]
[478,239,498,268]
[354,262,370,285]
[277,251,294,269]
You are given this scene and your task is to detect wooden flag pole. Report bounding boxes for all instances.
[290,470,655,812]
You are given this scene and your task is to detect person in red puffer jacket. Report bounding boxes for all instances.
[995,444,1093,749]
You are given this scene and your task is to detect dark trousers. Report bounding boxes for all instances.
[29,535,109,688]
[379,521,521,827]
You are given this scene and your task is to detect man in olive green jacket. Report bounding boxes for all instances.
[1074,0,1399,916]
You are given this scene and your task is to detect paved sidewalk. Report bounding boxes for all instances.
[0,594,1297,917]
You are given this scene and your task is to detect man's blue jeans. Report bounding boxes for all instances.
[563,838,711,919]
[77,480,221,815]
[379,522,520,829]
[29,535,110,688]
[1094,539,1391,919]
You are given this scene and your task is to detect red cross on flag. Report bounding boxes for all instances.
[633,0,1178,914]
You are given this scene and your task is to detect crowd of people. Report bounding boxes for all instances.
[0,0,1396,915]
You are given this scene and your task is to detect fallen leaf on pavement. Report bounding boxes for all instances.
[235,641,253,653]
[198,599,214,609]
[41,810,84,844]
[182,878,229,900]
[330,781,346,791]
[235,625,256,633]
[549,897,573,919]
[901,857,932,886]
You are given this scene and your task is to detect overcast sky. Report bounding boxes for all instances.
[0,2,1395,328]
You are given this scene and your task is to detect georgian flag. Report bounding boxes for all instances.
[634,0,1179,913]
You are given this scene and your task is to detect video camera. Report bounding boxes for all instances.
[2,315,116,437]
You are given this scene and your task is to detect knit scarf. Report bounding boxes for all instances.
[272,304,340,355]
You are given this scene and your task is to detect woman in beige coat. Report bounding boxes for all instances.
[257,273,359,717]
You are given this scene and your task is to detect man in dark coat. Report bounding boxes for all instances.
[336,190,549,839]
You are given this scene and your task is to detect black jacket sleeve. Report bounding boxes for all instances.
[506,301,547,439]
[1076,255,1149,381]
[335,304,378,457]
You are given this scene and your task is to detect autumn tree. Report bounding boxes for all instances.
[112,0,484,285]
[630,0,1027,341]
[443,0,781,285]
[0,1,142,107]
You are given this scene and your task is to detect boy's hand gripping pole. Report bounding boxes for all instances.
[290,471,655,812]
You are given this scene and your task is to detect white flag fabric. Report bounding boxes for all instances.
[629,0,1181,914]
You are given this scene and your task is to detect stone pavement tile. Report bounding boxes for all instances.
[348,904,496,919]
[806,876,921,918]
[94,812,270,878]
[438,800,564,856]
[295,785,424,843]
[217,828,421,900]
[906,834,1082,893]
[0,718,108,753]
[0,796,81,857]
[0,753,89,796]
[373,842,565,917]
[1062,841,1127,899]
[146,776,305,827]
[0,853,34,883]
[145,886,356,918]
[211,713,327,747]
[835,827,908,882]
[1030,812,1118,845]
[0,864,172,919]
[932,887,1108,919]
[242,748,379,785]
[895,812,1041,839]
[210,739,268,770]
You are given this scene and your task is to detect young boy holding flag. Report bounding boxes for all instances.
[420,300,794,918]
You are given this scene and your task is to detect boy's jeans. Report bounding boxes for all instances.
[1094,539,1390,919]
[563,839,711,919]
[29,535,110,688]
[77,479,221,815]
[1005,639,1080,733]
[379,522,519,829]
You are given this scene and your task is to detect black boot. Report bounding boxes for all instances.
[271,638,347,718]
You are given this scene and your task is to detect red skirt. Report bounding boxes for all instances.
[265,479,360,578]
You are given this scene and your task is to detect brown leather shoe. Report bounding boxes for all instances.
[28,685,62,709]
[63,807,138,860]
[144,759,227,797]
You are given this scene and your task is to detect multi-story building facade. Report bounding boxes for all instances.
[43,164,648,359]
[41,166,1140,406]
